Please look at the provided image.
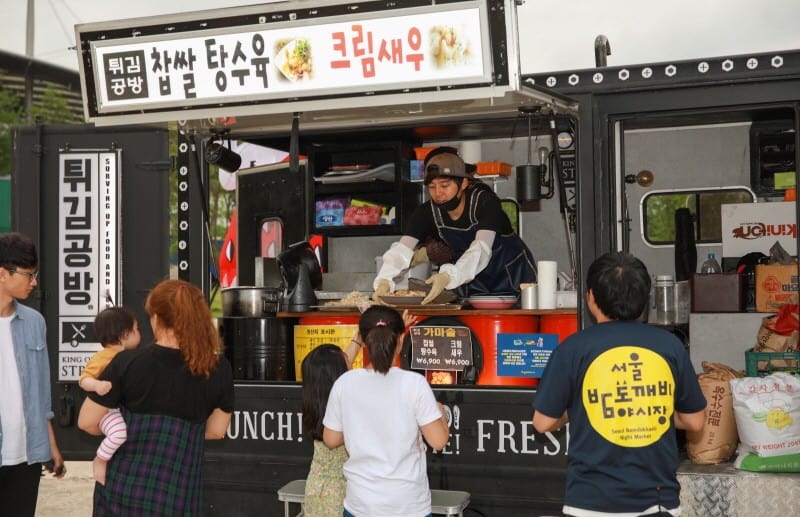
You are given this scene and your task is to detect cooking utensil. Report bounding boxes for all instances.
[221,287,283,317]
[379,295,426,305]
[407,277,457,304]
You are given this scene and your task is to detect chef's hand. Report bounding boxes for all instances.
[372,279,391,302]
[409,246,429,267]
[422,272,450,305]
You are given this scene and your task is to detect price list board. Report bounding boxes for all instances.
[409,325,473,371]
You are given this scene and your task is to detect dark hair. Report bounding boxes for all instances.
[301,344,348,441]
[0,232,37,270]
[94,307,137,347]
[586,252,651,321]
[145,279,220,377]
[359,305,404,374]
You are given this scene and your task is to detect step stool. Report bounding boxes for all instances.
[277,479,470,517]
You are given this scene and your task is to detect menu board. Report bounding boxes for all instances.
[408,325,473,371]
[87,3,489,114]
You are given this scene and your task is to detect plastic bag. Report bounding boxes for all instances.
[766,303,800,336]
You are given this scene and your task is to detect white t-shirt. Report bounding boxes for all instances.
[324,367,443,517]
[0,313,27,465]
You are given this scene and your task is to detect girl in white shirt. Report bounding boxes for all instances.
[323,305,450,517]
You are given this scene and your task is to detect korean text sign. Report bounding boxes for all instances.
[92,6,487,112]
[57,151,120,381]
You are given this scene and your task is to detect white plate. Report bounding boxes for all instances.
[468,299,516,310]
[275,39,312,82]
[467,296,517,302]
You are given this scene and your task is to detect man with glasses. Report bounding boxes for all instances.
[0,232,66,517]
[373,147,537,304]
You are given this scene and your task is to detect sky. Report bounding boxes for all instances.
[2,0,799,73]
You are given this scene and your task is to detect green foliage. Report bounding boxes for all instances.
[0,88,25,175]
[30,86,82,124]
[0,85,81,175]
[645,193,690,242]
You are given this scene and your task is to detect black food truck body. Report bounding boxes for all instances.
[8,0,800,514]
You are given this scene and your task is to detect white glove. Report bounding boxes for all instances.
[372,279,391,302]
[409,246,429,268]
[422,272,450,305]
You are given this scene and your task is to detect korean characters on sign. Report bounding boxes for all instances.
[93,7,484,110]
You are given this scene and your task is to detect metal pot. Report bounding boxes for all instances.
[221,287,283,317]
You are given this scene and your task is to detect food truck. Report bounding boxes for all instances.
[8,0,800,514]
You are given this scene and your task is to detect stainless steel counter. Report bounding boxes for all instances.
[678,460,800,516]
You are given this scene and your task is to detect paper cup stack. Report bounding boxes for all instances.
[537,260,558,309]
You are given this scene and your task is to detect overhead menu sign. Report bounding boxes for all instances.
[87,4,490,114]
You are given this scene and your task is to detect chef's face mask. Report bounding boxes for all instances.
[434,185,463,211]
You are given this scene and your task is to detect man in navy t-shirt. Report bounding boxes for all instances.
[533,252,706,517]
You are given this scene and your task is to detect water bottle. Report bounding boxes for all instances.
[700,253,722,274]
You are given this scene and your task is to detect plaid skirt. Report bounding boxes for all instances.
[93,408,206,516]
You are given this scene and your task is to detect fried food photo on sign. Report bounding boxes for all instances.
[429,25,472,68]
[275,37,313,81]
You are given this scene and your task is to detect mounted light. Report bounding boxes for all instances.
[516,108,554,203]
[204,131,242,172]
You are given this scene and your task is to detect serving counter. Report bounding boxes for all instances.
[278,308,579,386]
[277,308,578,318]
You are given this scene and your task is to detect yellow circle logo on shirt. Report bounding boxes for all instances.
[582,346,675,447]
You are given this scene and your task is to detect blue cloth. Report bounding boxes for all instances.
[533,320,706,513]
[0,300,53,465]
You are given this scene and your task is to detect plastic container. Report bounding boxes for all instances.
[654,275,676,325]
[475,162,512,176]
[745,348,800,377]
[700,253,722,274]
[673,280,690,324]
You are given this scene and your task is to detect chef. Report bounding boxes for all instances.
[373,147,537,304]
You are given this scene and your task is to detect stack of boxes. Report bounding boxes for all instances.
[721,202,798,313]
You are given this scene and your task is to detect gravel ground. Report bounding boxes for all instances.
[36,461,95,517]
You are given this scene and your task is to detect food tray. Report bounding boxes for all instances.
[380,295,425,305]
[745,348,800,377]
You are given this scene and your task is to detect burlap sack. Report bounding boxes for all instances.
[686,361,744,464]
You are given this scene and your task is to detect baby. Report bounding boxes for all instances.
[79,306,140,485]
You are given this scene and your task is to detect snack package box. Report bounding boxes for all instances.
[755,263,798,312]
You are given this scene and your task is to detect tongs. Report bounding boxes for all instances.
[407,277,458,304]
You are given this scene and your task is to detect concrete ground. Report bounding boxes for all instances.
[36,461,95,517]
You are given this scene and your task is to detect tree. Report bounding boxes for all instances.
[30,85,82,125]
[0,88,25,176]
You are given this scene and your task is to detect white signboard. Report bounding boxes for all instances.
[57,151,120,381]
[59,317,102,380]
[91,6,488,113]
[721,201,797,257]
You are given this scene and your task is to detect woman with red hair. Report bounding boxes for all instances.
[79,279,234,515]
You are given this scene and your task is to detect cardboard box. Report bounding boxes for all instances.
[721,202,797,258]
[691,273,743,312]
[755,263,799,312]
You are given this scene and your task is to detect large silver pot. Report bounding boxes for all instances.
[221,287,283,317]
